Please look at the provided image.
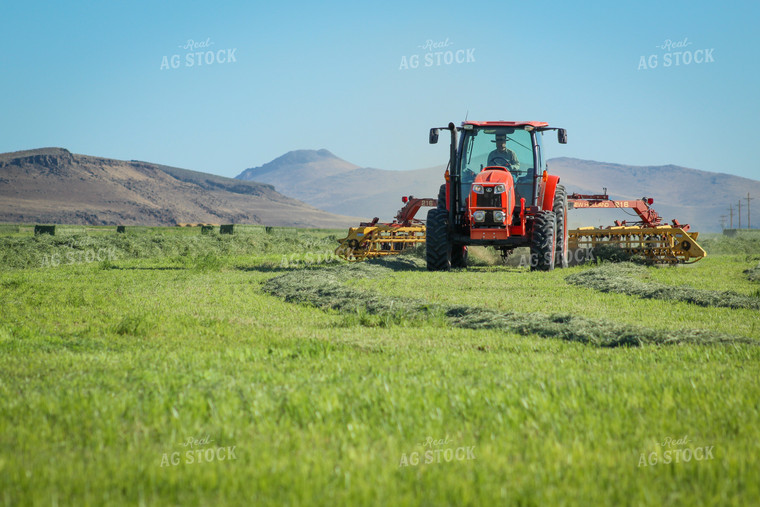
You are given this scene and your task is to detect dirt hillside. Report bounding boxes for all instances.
[0,148,359,228]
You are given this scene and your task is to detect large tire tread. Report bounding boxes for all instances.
[426,208,451,271]
[530,210,556,271]
[553,185,568,268]
[437,184,447,210]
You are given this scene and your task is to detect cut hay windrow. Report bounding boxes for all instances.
[0,228,341,269]
[262,258,755,348]
[745,264,760,283]
[566,263,760,310]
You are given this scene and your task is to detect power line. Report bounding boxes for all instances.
[746,193,753,229]
[738,200,742,229]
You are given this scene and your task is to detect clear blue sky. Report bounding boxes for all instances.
[1,1,758,180]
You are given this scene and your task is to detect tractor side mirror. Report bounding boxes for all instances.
[429,128,440,144]
[558,128,568,144]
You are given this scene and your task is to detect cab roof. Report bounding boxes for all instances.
[463,121,549,128]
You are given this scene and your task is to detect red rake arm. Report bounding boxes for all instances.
[358,197,437,228]
[567,193,687,229]
[394,197,437,226]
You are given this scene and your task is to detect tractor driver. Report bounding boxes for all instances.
[487,133,520,172]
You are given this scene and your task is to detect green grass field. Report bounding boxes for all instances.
[1,227,759,506]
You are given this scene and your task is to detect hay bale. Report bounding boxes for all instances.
[34,225,56,236]
[201,225,216,235]
[220,224,234,235]
[116,226,126,233]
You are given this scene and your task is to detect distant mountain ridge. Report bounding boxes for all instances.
[547,157,760,231]
[3,146,753,232]
[0,148,359,228]
[236,149,443,221]
[236,150,760,232]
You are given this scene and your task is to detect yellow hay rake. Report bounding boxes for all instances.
[567,192,706,264]
[569,225,705,264]
[336,197,435,261]
[335,225,426,261]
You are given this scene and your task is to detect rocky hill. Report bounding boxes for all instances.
[0,148,358,228]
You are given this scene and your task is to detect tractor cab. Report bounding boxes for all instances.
[427,120,568,271]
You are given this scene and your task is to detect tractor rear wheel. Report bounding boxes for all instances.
[437,184,446,209]
[553,185,568,268]
[530,210,556,271]
[426,208,451,271]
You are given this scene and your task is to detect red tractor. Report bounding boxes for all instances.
[426,121,568,271]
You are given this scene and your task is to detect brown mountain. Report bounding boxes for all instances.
[0,148,359,228]
[237,151,759,232]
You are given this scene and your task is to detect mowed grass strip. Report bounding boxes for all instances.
[566,262,760,310]
[262,258,754,347]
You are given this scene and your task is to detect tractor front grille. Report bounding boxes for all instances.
[475,187,500,208]
[481,211,502,227]
[472,187,506,227]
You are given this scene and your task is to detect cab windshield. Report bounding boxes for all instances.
[460,127,536,204]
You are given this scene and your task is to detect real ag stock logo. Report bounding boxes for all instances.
[39,238,118,268]
[398,435,476,468]
[637,37,715,70]
[637,435,715,467]
[399,38,476,70]
[160,38,238,70]
[159,434,238,467]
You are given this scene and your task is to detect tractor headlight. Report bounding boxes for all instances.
[473,211,486,222]
[493,210,506,222]
[472,184,484,194]
[493,184,506,194]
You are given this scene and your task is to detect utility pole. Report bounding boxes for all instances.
[738,200,742,229]
[720,215,728,230]
[746,193,753,229]
[729,204,734,229]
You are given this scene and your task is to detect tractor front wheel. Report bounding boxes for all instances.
[426,208,451,271]
[530,210,556,271]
